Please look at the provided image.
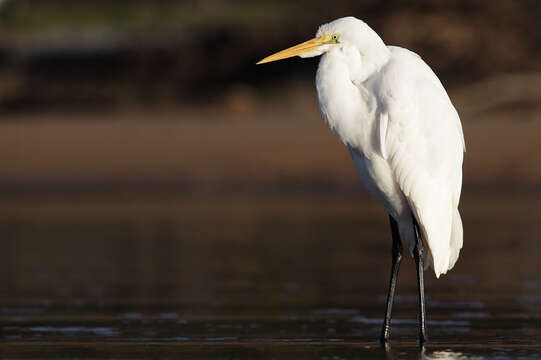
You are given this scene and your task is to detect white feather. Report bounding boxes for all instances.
[315,17,465,277]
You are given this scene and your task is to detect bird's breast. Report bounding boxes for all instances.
[316,52,409,221]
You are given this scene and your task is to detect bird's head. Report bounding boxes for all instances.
[257,17,384,65]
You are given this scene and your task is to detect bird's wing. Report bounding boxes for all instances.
[377,50,464,277]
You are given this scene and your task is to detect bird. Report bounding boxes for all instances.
[257,17,465,344]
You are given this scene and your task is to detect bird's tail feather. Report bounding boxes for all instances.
[446,207,463,271]
[401,205,463,278]
[427,206,463,277]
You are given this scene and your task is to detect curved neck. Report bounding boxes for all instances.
[316,50,379,151]
[328,32,391,84]
[354,43,391,84]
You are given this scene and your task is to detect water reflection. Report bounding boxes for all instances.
[421,349,478,360]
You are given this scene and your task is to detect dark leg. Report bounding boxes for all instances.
[380,215,403,344]
[412,215,427,344]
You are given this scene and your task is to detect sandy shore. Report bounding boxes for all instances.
[1,73,540,191]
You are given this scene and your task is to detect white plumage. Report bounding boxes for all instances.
[258,16,465,343]
[315,18,465,278]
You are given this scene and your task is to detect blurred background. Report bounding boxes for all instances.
[1,0,541,357]
[1,0,540,189]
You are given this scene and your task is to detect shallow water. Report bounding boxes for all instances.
[1,189,541,358]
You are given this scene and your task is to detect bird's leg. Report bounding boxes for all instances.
[412,215,427,344]
[380,215,403,344]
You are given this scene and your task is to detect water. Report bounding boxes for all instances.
[1,189,541,358]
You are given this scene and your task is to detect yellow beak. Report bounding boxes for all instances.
[257,35,332,64]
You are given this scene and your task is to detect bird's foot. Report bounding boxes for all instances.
[379,328,391,345]
[379,337,391,353]
[419,332,428,345]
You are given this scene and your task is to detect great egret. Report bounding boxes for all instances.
[258,17,465,344]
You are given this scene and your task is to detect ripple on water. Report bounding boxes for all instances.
[0,307,43,315]
[453,311,489,319]
[429,301,484,309]
[312,308,361,315]
[119,313,142,320]
[153,313,179,320]
[22,326,121,336]
[348,316,471,330]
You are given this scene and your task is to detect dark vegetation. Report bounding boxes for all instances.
[1,0,540,113]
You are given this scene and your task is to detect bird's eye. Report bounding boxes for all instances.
[331,35,338,41]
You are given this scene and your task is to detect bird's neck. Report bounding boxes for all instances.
[315,37,390,150]
[339,42,391,85]
[358,46,391,84]
[316,51,379,151]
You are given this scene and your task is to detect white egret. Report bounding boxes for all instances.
[258,17,465,344]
